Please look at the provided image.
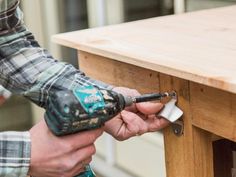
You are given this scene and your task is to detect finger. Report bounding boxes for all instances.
[63,144,95,174]
[104,113,123,133]
[69,158,92,176]
[61,128,104,150]
[120,110,148,136]
[70,144,96,163]
[136,102,164,115]
[136,112,170,132]
[124,103,138,113]
[145,117,170,132]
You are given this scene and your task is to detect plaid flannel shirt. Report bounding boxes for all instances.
[0,0,112,176]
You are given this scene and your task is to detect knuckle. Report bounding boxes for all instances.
[98,129,103,136]
[60,160,75,172]
[87,133,97,143]
[69,143,77,150]
[141,126,148,134]
[60,172,71,177]
[64,143,74,150]
[116,135,125,141]
[87,144,96,155]
[57,161,76,177]
[86,157,92,164]
[60,141,74,151]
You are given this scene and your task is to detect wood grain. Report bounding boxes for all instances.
[79,51,160,94]
[159,74,214,177]
[160,74,194,177]
[53,5,236,93]
[190,82,236,142]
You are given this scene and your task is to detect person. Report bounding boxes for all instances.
[0,0,169,177]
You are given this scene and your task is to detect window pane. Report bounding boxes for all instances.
[124,0,174,22]
[186,0,236,12]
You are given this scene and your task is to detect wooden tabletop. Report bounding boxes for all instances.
[53,5,236,94]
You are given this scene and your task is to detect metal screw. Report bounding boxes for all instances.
[171,119,184,136]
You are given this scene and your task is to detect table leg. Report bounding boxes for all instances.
[159,74,214,177]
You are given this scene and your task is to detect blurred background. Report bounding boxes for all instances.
[1,0,236,177]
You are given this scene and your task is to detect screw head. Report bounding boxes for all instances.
[171,120,184,136]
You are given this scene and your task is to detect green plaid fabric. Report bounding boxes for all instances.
[0,0,18,11]
[0,0,112,176]
[0,0,22,35]
[0,132,30,177]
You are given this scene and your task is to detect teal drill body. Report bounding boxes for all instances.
[45,85,126,136]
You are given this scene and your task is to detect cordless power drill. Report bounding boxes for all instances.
[44,85,175,177]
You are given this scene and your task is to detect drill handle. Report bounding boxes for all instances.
[75,165,96,177]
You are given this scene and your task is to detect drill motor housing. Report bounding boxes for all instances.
[45,85,125,136]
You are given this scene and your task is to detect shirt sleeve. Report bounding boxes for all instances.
[0,131,31,177]
[0,8,113,108]
[0,26,113,107]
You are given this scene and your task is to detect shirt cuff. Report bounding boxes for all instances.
[0,131,31,177]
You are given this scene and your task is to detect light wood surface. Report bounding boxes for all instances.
[53,6,236,177]
[53,5,236,93]
[78,51,161,93]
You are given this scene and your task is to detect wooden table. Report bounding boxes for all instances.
[53,5,236,177]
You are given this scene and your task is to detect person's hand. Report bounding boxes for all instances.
[0,96,6,106]
[105,87,170,141]
[28,119,103,177]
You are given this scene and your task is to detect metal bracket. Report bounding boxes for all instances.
[157,91,184,136]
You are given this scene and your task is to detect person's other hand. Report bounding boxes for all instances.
[28,119,103,177]
[105,87,170,141]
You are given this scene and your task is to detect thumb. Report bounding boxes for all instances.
[136,102,163,115]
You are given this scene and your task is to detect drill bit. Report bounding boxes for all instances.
[124,91,176,106]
